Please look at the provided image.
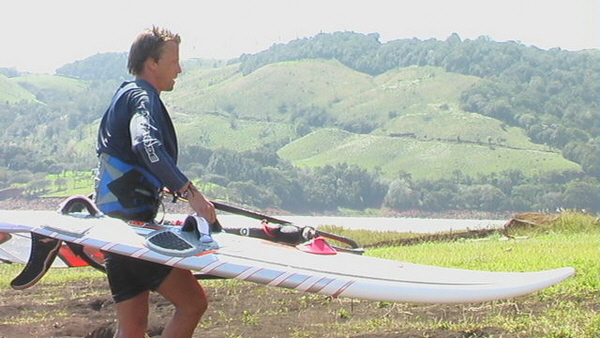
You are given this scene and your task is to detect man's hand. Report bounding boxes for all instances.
[179,182,216,223]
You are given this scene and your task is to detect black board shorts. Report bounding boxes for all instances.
[104,251,173,303]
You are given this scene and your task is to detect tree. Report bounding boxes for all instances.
[26,177,51,196]
[421,188,454,211]
[457,184,506,211]
[261,167,306,211]
[0,67,19,77]
[227,181,281,208]
[561,180,600,212]
[383,179,420,210]
[55,177,68,191]
[301,163,385,211]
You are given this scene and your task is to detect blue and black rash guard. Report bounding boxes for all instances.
[95,79,188,220]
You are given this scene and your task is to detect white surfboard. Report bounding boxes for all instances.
[0,210,574,304]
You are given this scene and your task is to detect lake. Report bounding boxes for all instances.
[213,214,506,234]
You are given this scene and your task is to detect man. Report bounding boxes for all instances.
[94,27,215,337]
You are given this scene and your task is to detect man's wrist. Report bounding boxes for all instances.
[178,182,194,199]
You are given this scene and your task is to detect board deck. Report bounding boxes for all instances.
[0,210,574,304]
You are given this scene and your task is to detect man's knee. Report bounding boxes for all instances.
[186,292,208,319]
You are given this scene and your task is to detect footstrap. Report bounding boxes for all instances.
[145,215,219,257]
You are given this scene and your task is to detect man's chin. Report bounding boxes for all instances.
[164,82,175,91]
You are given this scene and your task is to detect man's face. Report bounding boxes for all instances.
[153,41,181,92]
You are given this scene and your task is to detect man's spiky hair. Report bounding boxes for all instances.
[127,26,181,76]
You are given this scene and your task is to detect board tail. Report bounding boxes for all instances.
[11,233,61,290]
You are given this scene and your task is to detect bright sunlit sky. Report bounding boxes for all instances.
[2,0,598,74]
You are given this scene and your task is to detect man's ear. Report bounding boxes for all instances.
[144,58,158,72]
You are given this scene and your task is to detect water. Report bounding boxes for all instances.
[213,214,506,234]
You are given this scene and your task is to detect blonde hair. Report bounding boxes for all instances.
[127,26,181,76]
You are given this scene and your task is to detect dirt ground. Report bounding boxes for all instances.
[0,197,547,337]
[0,276,518,338]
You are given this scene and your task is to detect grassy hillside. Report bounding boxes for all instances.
[330,66,480,126]
[166,62,479,128]
[164,59,581,180]
[0,75,37,103]
[379,107,548,150]
[12,74,86,98]
[164,59,373,122]
[172,112,295,151]
[278,128,581,179]
[0,74,85,104]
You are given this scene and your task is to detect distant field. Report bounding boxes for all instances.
[0,75,37,102]
[278,128,580,179]
[1,73,86,103]
[12,74,86,93]
[329,66,480,124]
[165,59,373,123]
[43,171,95,197]
[174,113,296,151]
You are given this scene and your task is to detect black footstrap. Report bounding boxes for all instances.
[11,233,61,290]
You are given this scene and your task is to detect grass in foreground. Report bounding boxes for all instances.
[320,211,599,337]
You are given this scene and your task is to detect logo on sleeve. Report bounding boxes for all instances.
[143,134,160,163]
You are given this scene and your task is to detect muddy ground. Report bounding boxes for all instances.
[0,275,526,338]
[0,197,550,337]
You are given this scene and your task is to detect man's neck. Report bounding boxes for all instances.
[136,75,160,95]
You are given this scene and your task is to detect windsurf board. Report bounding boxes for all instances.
[0,209,574,304]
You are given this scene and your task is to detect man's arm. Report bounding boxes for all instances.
[129,109,216,223]
[130,110,188,191]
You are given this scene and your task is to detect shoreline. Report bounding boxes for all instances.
[0,196,512,220]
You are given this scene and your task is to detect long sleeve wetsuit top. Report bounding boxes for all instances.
[97,79,188,192]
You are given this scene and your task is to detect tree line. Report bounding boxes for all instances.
[2,131,598,214]
[179,146,599,214]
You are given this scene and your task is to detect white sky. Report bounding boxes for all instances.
[2,0,598,74]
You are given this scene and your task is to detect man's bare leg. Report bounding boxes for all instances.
[113,291,150,338]
[157,268,207,338]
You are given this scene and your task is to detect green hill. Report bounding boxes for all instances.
[379,107,548,150]
[277,128,580,180]
[12,74,86,98]
[1,74,86,104]
[165,59,373,122]
[330,66,481,127]
[164,59,582,180]
[172,113,295,151]
[166,62,480,128]
[0,75,37,103]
